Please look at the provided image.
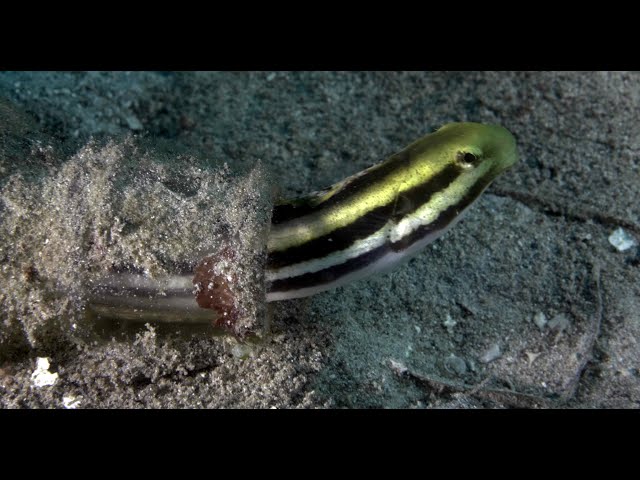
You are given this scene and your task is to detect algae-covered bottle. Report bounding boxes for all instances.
[0,138,272,346]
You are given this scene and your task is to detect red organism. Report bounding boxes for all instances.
[192,247,242,334]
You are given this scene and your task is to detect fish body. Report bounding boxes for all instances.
[266,122,518,301]
[88,122,518,328]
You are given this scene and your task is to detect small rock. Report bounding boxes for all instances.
[480,344,502,364]
[230,343,254,359]
[444,354,467,376]
[548,314,571,333]
[525,351,541,366]
[577,232,592,241]
[389,359,408,375]
[608,227,637,252]
[443,313,457,330]
[125,114,143,131]
[533,312,547,330]
[31,357,58,388]
[63,395,82,409]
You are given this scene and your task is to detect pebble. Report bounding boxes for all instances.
[230,343,254,359]
[389,359,408,375]
[444,354,467,376]
[533,312,547,330]
[479,344,502,364]
[548,314,571,332]
[525,351,541,366]
[443,313,457,330]
[63,395,82,409]
[125,114,143,131]
[608,227,637,252]
[31,357,58,387]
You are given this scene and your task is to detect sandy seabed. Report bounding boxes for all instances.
[0,71,638,408]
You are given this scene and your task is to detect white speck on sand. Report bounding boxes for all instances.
[389,359,408,375]
[444,354,467,375]
[533,312,547,330]
[548,314,571,333]
[125,114,143,131]
[63,395,82,409]
[31,357,58,387]
[480,344,502,364]
[443,313,457,330]
[608,227,637,252]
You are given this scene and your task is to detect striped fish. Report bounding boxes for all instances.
[88,122,517,326]
[266,122,518,301]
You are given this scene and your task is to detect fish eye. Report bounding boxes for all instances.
[457,151,479,167]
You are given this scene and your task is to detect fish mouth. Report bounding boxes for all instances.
[488,124,518,172]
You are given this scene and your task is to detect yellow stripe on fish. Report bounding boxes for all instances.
[266,122,518,301]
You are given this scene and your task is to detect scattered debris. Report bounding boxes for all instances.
[31,357,58,387]
[577,232,592,241]
[400,365,551,408]
[389,359,408,376]
[548,314,571,333]
[444,354,467,376]
[533,312,548,330]
[480,344,502,364]
[404,344,413,358]
[608,227,637,252]
[125,114,143,131]
[63,395,82,409]
[443,313,457,331]
[230,342,254,359]
[525,351,541,367]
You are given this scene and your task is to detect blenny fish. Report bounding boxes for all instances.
[267,122,517,300]
[88,122,518,331]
